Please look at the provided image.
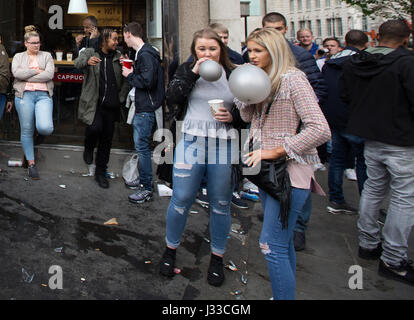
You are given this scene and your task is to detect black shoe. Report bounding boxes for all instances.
[358,243,382,260]
[294,231,306,251]
[95,174,109,189]
[207,254,225,287]
[231,192,248,209]
[28,164,40,180]
[159,247,176,277]
[83,148,94,165]
[327,201,357,215]
[257,213,264,222]
[378,259,414,286]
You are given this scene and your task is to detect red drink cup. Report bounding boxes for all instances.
[123,59,133,69]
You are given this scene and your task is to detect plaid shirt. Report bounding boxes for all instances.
[237,69,331,165]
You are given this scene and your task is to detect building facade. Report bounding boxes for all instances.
[265,0,383,45]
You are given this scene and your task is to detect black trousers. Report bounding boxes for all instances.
[84,107,117,176]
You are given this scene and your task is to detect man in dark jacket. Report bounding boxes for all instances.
[75,29,129,189]
[262,12,328,251]
[340,20,414,286]
[323,30,369,215]
[122,22,165,204]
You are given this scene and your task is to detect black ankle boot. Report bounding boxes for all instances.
[160,247,176,277]
[207,253,225,287]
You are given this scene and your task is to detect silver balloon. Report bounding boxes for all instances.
[228,64,271,104]
[199,60,222,82]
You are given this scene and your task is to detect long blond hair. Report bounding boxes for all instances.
[246,28,297,100]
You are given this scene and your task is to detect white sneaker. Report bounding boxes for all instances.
[243,179,259,194]
[345,169,357,181]
[313,163,326,172]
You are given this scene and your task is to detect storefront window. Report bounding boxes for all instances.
[0,0,174,148]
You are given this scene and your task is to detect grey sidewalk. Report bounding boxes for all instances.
[0,142,413,300]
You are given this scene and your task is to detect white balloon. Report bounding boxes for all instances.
[199,60,222,82]
[228,64,271,104]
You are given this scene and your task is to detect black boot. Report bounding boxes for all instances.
[207,253,225,287]
[159,247,176,277]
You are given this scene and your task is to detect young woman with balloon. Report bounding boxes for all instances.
[159,28,244,287]
[236,28,331,299]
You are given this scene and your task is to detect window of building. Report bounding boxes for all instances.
[336,0,342,6]
[317,19,322,36]
[325,0,331,7]
[298,0,303,11]
[290,21,296,38]
[326,18,333,36]
[307,20,312,33]
[315,0,321,8]
[307,0,312,10]
[336,18,343,36]
[299,20,306,30]
[290,0,295,12]
[362,16,368,31]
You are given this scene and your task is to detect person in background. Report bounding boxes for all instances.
[238,27,330,299]
[159,28,239,287]
[11,25,54,179]
[262,12,328,251]
[317,37,342,71]
[0,36,12,120]
[74,29,129,189]
[322,30,369,215]
[122,22,165,203]
[340,20,414,286]
[75,16,100,56]
[297,29,319,56]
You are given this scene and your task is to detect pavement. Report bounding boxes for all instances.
[0,141,413,301]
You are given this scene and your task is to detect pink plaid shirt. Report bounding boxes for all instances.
[237,69,331,192]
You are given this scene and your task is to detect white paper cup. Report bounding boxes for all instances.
[208,99,224,117]
[56,52,63,61]
[66,53,73,61]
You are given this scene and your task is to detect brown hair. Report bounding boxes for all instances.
[262,12,287,27]
[124,22,145,40]
[190,28,234,70]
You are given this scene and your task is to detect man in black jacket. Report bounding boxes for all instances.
[262,12,328,251]
[122,22,165,204]
[340,20,414,286]
[323,30,369,215]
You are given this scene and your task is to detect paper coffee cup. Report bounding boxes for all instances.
[208,99,224,117]
[66,53,73,61]
[123,59,133,69]
[56,51,63,61]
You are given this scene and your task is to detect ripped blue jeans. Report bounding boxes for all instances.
[259,187,311,300]
[165,134,236,255]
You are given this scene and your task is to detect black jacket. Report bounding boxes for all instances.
[127,43,165,113]
[322,46,360,130]
[289,42,328,105]
[166,61,246,130]
[98,49,121,109]
[340,46,414,146]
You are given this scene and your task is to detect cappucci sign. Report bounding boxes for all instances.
[54,73,84,83]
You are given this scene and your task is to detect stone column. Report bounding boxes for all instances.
[177,0,209,63]
[209,0,243,52]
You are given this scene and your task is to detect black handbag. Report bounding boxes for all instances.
[242,103,294,229]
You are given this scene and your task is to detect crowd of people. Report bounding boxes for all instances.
[0,11,413,299]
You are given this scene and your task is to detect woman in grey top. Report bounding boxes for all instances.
[12,26,54,179]
[159,28,241,287]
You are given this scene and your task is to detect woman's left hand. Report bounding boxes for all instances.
[214,107,233,123]
[243,146,287,167]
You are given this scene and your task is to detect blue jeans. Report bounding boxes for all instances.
[166,134,235,255]
[294,193,312,233]
[0,94,6,120]
[14,91,54,161]
[132,112,155,191]
[259,187,311,300]
[328,128,367,203]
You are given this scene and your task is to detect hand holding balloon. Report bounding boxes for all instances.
[229,64,271,104]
